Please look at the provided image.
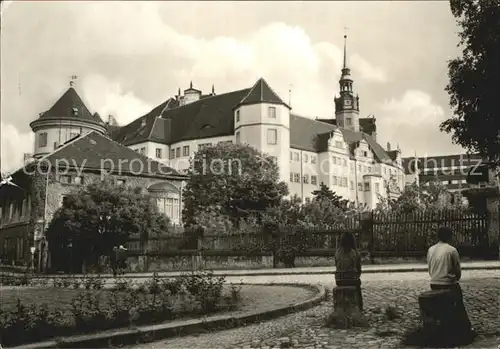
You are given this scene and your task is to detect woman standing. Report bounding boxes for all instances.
[334,232,363,311]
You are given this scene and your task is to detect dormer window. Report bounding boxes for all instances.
[72,107,79,116]
[140,119,146,128]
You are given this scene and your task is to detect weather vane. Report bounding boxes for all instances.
[69,75,78,87]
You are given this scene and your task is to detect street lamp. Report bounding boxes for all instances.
[30,246,36,274]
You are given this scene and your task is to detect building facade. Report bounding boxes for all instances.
[402,153,482,192]
[112,35,406,208]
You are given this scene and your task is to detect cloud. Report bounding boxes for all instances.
[1,2,389,170]
[1,121,35,173]
[377,90,463,156]
[80,75,153,125]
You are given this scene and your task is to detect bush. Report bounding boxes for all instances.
[0,271,239,347]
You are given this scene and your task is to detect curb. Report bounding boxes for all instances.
[6,283,326,349]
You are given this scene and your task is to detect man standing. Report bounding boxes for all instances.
[427,226,475,341]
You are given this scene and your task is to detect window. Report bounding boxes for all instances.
[54,142,58,150]
[350,180,354,190]
[343,159,347,166]
[70,132,79,139]
[290,152,293,161]
[183,146,190,156]
[343,177,347,187]
[198,143,211,150]
[364,182,370,191]
[304,154,308,163]
[363,151,368,157]
[59,175,71,184]
[39,133,47,148]
[303,174,309,184]
[332,157,336,165]
[290,172,294,182]
[236,110,240,122]
[60,195,69,207]
[140,147,146,155]
[375,183,380,193]
[170,149,175,159]
[268,106,276,118]
[74,176,84,185]
[335,141,342,148]
[358,183,363,192]
[346,118,352,126]
[156,148,162,159]
[311,176,317,185]
[294,173,300,183]
[333,176,337,185]
[175,147,180,158]
[294,152,299,161]
[311,156,316,164]
[368,166,372,173]
[267,128,277,145]
[235,132,240,144]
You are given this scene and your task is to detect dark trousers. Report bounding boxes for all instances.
[335,278,363,311]
[430,283,473,335]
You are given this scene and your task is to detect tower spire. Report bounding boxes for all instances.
[343,27,348,69]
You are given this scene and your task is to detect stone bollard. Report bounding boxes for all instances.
[329,286,365,329]
[333,286,360,312]
[417,289,473,346]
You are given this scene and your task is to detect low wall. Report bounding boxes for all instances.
[119,253,481,272]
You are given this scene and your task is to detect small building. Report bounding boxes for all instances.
[0,131,186,269]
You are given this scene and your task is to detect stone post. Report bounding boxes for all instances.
[486,196,500,259]
[486,168,500,260]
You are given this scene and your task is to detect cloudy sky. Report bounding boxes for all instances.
[1,1,466,172]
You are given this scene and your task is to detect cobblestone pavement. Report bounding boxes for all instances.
[128,271,499,349]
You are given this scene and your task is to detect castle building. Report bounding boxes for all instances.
[111,35,406,207]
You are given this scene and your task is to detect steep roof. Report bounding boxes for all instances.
[113,98,179,146]
[290,114,335,152]
[42,131,184,179]
[113,89,250,146]
[38,87,98,122]
[237,78,290,109]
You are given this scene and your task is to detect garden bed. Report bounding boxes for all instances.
[0,272,317,348]
[0,272,240,347]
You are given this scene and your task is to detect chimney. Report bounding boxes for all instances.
[387,142,391,151]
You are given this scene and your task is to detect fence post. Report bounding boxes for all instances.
[360,211,375,264]
[485,196,500,260]
[192,227,204,270]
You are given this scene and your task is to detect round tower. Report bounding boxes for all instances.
[29,80,106,158]
[233,78,291,183]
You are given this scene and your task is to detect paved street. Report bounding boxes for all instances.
[128,270,500,349]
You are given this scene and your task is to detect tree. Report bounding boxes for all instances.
[46,179,170,272]
[440,0,500,165]
[311,182,350,209]
[375,180,468,214]
[182,143,288,227]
